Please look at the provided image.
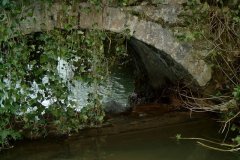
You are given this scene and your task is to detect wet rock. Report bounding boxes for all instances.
[103,100,132,115]
[131,103,173,117]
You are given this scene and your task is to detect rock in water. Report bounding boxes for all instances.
[103,100,131,115]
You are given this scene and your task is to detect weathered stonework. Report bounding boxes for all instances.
[125,4,183,24]
[151,0,187,5]
[13,1,212,87]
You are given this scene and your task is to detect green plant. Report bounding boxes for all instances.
[0,0,132,150]
[233,86,240,101]
[0,2,109,150]
[0,29,110,147]
[177,0,240,152]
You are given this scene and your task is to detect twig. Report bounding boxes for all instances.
[221,111,240,133]
[176,136,240,152]
[178,137,236,147]
[197,141,240,152]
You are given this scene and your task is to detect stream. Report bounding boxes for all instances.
[1,119,239,160]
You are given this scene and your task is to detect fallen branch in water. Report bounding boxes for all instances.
[197,141,240,152]
[175,135,240,152]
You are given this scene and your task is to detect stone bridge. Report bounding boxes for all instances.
[14,0,212,88]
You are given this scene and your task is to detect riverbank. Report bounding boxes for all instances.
[76,111,212,138]
[15,102,213,140]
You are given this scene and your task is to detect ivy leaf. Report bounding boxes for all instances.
[77,30,84,35]
[40,54,48,64]
[231,124,237,131]
[233,136,240,145]
[201,2,209,13]
[2,0,9,6]
[233,85,240,100]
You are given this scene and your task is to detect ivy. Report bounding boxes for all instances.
[233,86,240,101]
[0,1,120,149]
[0,0,135,150]
[0,29,110,149]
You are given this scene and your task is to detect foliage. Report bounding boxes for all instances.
[181,0,240,96]
[233,86,240,101]
[0,0,133,150]
[0,28,109,148]
[180,0,240,148]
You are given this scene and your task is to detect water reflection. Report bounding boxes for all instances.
[1,120,239,160]
[70,66,134,108]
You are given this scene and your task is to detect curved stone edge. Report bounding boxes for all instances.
[13,2,212,86]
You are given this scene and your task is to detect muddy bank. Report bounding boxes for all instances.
[69,111,212,138]
[21,102,214,140]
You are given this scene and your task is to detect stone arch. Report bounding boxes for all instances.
[14,2,211,87]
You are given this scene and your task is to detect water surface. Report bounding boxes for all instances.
[1,119,239,160]
[70,65,134,109]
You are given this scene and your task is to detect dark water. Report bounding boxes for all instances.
[1,119,240,160]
